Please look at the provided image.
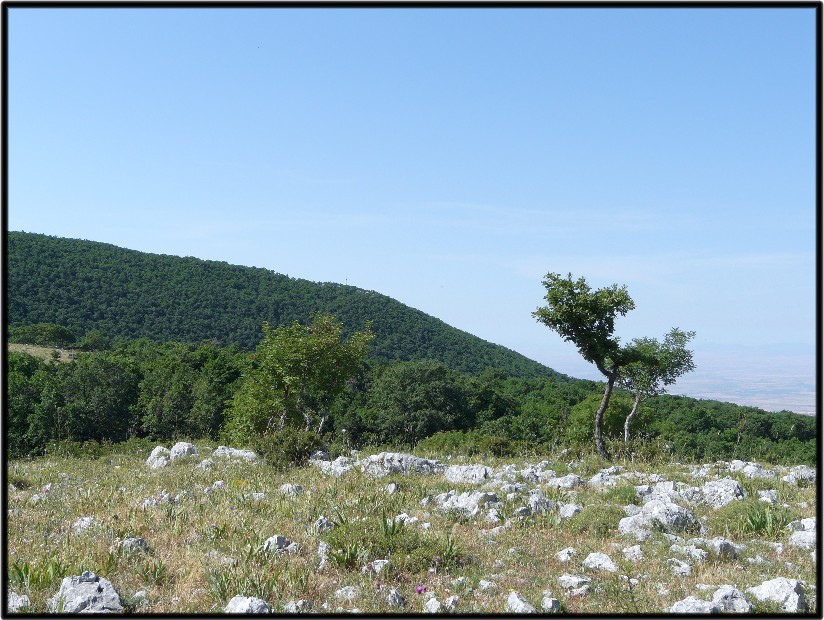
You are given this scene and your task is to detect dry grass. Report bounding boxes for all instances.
[7,343,77,363]
[6,445,817,614]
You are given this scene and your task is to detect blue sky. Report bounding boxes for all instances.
[7,7,817,413]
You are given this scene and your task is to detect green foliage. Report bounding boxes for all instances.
[8,231,557,378]
[223,314,372,440]
[244,428,324,471]
[416,430,531,458]
[562,503,626,540]
[9,322,77,348]
[710,498,799,540]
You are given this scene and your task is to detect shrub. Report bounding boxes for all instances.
[416,430,531,458]
[245,427,324,470]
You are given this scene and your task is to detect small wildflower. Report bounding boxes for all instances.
[415,586,426,595]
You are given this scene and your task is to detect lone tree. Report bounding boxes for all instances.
[533,273,638,457]
[619,328,696,442]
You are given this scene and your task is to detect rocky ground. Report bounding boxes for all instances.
[6,443,817,614]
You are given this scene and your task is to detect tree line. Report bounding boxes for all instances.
[7,316,815,466]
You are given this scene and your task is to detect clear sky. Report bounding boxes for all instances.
[7,6,818,413]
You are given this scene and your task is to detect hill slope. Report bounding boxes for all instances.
[7,232,565,379]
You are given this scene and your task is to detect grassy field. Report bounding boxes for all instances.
[6,443,817,614]
[7,343,78,363]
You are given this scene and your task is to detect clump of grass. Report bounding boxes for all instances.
[709,498,799,540]
[602,483,639,505]
[562,503,625,539]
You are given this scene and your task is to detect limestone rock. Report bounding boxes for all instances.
[423,597,442,613]
[359,452,445,478]
[335,586,358,601]
[212,446,257,462]
[311,455,355,477]
[558,574,591,589]
[146,446,171,469]
[701,478,746,508]
[789,529,816,550]
[7,590,30,612]
[582,552,618,572]
[385,588,406,608]
[47,570,123,613]
[279,483,303,496]
[444,464,492,484]
[437,490,498,517]
[547,474,583,489]
[283,599,311,613]
[262,535,297,555]
[224,595,270,613]
[668,596,718,614]
[540,593,561,613]
[781,465,816,486]
[745,578,807,613]
[169,441,198,460]
[712,585,753,613]
[506,591,536,613]
[555,547,577,562]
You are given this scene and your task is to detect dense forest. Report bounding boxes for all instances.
[7,232,560,379]
[6,231,816,466]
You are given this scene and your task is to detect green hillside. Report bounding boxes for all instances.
[6,231,563,380]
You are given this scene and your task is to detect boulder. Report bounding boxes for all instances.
[224,595,270,613]
[262,535,297,555]
[712,585,753,613]
[437,490,498,517]
[540,593,561,613]
[444,464,492,484]
[506,592,536,613]
[169,441,198,460]
[279,483,303,496]
[146,446,170,469]
[705,537,742,560]
[781,465,816,486]
[668,596,718,614]
[547,474,583,489]
[789,529,816,550]
[701,478,746,508]
[47,570,123,613]
[581,552,618,573]
[745,578,807,613]
[558,503,582,520]
[7,590,30,612]
[557,574,591,589]
[618,497,698,541]
[588,472,617,488]
[212,446,257,462]
[741,463,775,479]
[311,455,355,477]
[423,597,442,613]
[385,588,406,608]
[623,545,643,562]
[359,452,445,478]
[555,547,577,562]
[667,558,692,576]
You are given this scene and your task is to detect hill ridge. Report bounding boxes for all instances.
[7,231,566,380]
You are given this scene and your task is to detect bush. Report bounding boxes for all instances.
[245,427,324,470]
[416,430,531,458]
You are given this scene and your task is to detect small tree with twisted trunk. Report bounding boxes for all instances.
[619,328,696,442]
[533,272,638,457]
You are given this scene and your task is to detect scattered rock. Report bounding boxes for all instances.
[224,595,270,613]
[385,587,406,608]
[582,552,618,572]
[169,441,198,460]
[558,503,583,520]
[506,591,536,613]
[540,592,561,613]
[47,570,123,613]
[212,446,257,462]
[437,490,499,517]
[72,516,96,532]
[311,455,355,477]
[478,579,497,591]
[668,596,718,614]
[115,537,149,554]
[745,578,807,613]
[445,464,492,484]
[623,545,643,562]
[423,597,442,613]
[555,547,577,562]
[781,465,816,486]
[146,446,171,469]
[283,599,312,613]
[712,585,753,613]
[705,537,742,560]
[667,558,692,576]
[335,586,359,601]
[362,559,390,574]
[547,474,583,489]
[358,452,445,478]
[7,590,30,612]
[262,535,297,555]
[701,478,746,508]
[789,529,816,550]
[279,483,303,496]
[558,574,591,589]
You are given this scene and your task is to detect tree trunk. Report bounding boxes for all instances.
[594,373,616,458]
[624,391,641,442]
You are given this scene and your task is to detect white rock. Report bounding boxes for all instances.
[789,529,816,550]
[279,483,303,496]
[7,591,30,612]
[547,474,583,489]
[746,578,807,613]
[555,547,577,562]
[757,489,778,504]
[506,591,536,613]
[169,441,198,460]
[582,552,618,573]
[224,595,270,613]
[670,544,708,562]
[47,571,123,613]
[361,559,390,574]
[540,594,561,613]
[212,446,257,462]
[72,516,96,532]
[146,446,170,468]
[117,537,149,554]
[262,535,295,554]
[701,477,746,508]
[742,463,775,479]
[558,574,591,589]
[712,585,753,613]
[283,599,311,613]
[358,452,445,478]
[781,465,816,486]
[667,558,692,576]
[622,545,643,562]
[558,503,582,520]
[385,587,406,608]
[444,595,459,611]
[444,464,492,484]
[312,455,355,477]
[669,596,718,614]
[423,597,442,613]
[335,586,359,601]
[438,491,498,517]
[705,537,742,559]
[478,579,497,591]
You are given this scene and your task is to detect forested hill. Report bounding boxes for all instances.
[7,231,564,380]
